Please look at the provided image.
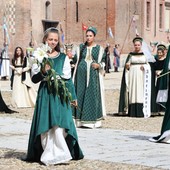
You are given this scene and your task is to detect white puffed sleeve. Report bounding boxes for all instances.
[61,55,71,79]
[31,63,40,77]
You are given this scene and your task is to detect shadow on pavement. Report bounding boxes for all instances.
[0,149,26,160]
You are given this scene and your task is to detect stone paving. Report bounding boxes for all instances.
[0,116,170,169]
[0,70,170,170]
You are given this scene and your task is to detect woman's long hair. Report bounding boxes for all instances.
[78,41,88,65]
[43,27,60,52]
[12,47,24,65]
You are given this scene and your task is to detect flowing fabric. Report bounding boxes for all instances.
[73,44,106,128]
[118,52,151,117]
[0,91,17,113]
[149,46,170,143]
[0,47,10,78]
[26,53,84,164]
[40,126,72,165]
[11,57,36,108]
[143,64,151,118]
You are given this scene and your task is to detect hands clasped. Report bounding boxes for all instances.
[91,63,100,70]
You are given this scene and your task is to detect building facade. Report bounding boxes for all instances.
[0,0,170,56]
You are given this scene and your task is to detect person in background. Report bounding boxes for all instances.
[65,43,75,76]
[149,45,170,143]
[25,27,84,165]
[72,26,106,128]
[154,44,166,113]
[118,37,151,117]
[113,44,120,72]
[10,47,36,108]
[0,43,10,80]
[26,41,35,58]
[104,43,111,73]
[150,41,158,56]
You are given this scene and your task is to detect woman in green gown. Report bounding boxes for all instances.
[72,26,106,128]
[25,27,84,165]
[149,46,170,143]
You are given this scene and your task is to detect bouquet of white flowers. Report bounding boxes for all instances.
[32,43,72,105]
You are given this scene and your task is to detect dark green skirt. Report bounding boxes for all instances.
[26,82,84,162]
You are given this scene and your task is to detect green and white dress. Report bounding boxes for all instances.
[26,53,84,165]
[149,46,170,143]
[72,44,106,128]
[118,52,151,117]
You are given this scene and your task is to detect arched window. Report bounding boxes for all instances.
[45,1,51,19]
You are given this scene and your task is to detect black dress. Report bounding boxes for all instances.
[154,58,166,112]
[154,58,165,90]
[0,91,17,113]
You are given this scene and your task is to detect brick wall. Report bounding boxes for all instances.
[0,0,169,57]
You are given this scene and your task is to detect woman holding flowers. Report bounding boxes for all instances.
[25,27,84,165]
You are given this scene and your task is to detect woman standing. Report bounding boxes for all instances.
[25,27,83,165]
[10,47,36,108]
[104,43,111,73]
[65,43,75,76]
[154,44,166,78]
[113,44,120,72]
[154,44,166,113]
[72,26,106,128]
[149,46,170,143]
[118,37,151,117]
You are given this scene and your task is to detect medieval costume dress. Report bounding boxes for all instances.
[0,91,17,113]
[149,46,170,143]
[153,56,166,112]
[104,45,111,73]
[10,56,36,108]
[0,45,10,79]
[142,40,158,115]
[64,44,75,77]
[72,44,106,128]
[118,52,151,117]
[26,53,84,165]
[154,57,166,91]
[113,46,120,72]
[148,61,159,115]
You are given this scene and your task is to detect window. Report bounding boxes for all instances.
[146,1,151,28]
[76,1,78,22]
[165,8,170,31]
[159,3,163,29]
[45,1,50,19]
[165,3,170,42]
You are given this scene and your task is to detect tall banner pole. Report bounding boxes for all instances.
[120,16,134,55]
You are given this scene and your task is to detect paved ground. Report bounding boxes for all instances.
[0,69,122,91]
[0,116,169,170]
[0,70,169,170]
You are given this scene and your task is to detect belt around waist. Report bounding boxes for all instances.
[15,65,23,68]
[131,63,146,65]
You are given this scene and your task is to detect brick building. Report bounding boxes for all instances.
[0,0,170,56]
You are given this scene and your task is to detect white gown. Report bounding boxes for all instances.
[11,57,37,108]
[1,48,10,78]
